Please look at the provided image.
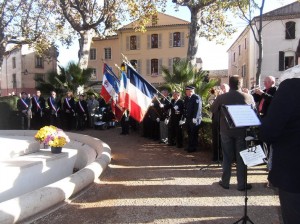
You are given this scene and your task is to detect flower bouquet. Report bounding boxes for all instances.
[35,126,70,153]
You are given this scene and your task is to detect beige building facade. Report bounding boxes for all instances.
[1,44,57,96]
[88,13,191,87]
[228,2,300,88]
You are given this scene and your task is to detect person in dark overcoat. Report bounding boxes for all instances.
[31,90,46,129]
[76,94,88,131]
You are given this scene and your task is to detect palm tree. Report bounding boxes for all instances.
[161,58,217,118]
[35,62,98,97]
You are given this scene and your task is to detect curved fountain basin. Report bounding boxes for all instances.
[0,130,111,224]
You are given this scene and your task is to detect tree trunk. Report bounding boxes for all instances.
[78,30,95,69]
[187,7,201,67]
[256,34,263,86]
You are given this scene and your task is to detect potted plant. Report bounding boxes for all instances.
[35,125,70,153]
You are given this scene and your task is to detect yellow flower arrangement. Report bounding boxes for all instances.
[35,126,70,147]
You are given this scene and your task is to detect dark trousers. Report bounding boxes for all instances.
[121,116,129,134]
[220,134,246,189]
[50,114,61,128]
[20,115,30,130]
[279,189,300,224]
[77,114,86,130]
[31,113,44,130]
[186,119,200,151]
[64,112,74,130]
[168,119,183,147]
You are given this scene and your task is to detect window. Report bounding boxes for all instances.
[130,60,138,69]
[35,56,44,68]
[90,68,97,80]
[239,45,241,55]
[130,36,137,50]
[152,14,158,26]
[35,74,45,87]
[151,59,158,76]
[241,65,246,77]
[286,21,296,39]
[12,74,16,88]
[233,52,236,62]
[104,48,111,60]
[151,34,158,48]
[90,48,96,60]
[245,38,247,49]
[12,57,16,69]
[279,51,295,71]
[173,32,181,47]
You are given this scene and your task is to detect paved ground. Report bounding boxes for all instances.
[32,126,282,224]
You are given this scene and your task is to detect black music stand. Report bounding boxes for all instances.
[221,105,261,224]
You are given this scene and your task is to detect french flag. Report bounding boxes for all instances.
[126,66,157,122]
[100,64,119,103]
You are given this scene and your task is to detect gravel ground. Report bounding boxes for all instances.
[32,126,282,224]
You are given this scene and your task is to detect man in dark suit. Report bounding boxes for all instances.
[62,91,76,130]
[76,94,88,131]
[17,92,32,130]
[31,90,46,129]
[166,90,184,148]
[183,86,202,152]
[253,76,277,118]
[260,77,300,224]
[211,76,255,191]
[47,90,62,128]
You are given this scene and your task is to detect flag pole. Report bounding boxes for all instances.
[121,53,171,103]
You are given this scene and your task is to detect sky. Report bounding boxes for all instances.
[57,0,297,70]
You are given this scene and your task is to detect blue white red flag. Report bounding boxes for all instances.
[100,64,125,121]
[118,71,128,109]
[100,64,119,103]
[126,66,157,122]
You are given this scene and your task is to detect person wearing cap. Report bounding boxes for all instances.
[211,76,255,191]
[31,90,46,129]
[76,94,88,131]
[165,90,184,148]
[183,86,202,152]
[17,92,32,130]
[62,91,76,130]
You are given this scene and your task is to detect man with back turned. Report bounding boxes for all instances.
[211,76,255,191]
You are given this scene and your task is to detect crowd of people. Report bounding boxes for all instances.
[16,90,112,131]
[15,74,300,222]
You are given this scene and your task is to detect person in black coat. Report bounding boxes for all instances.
[260,77,300,224]
[62,91,76,130]
[76,94,88,131]
[47,91,62,128]
[252,76,277,118]
[165,90,184,148]
[183,86,202,152]
[31,90,46,129]
[17,92,32,130]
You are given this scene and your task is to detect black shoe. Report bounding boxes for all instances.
[237,184,252,191]
[219,180,229,189]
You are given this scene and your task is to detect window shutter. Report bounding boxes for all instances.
[180,32,185,47]
[126,36,129,51]
[137,60,141,74]
[147,35,150,49]
[158,58,163,75]
[158,33,162,48]
[168,58,173,73]
[137,36,140,50]
[169,33,173,48]
[285,21,296,39]
[279,51,285,71]
[147,59,151,75]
